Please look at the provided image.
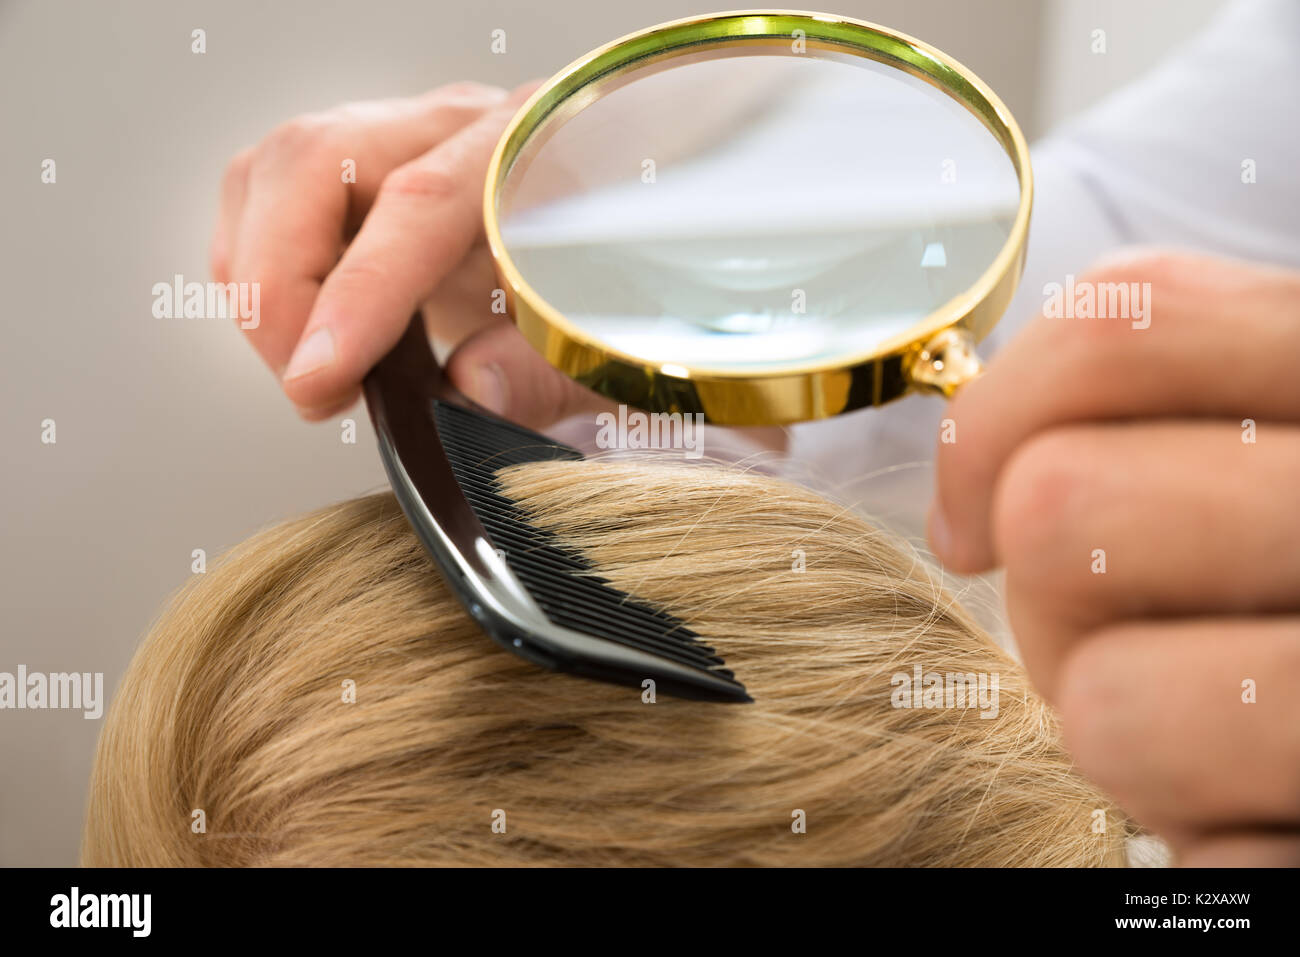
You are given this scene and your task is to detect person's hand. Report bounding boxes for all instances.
[929,250,1300,866]
[211,81,605,426]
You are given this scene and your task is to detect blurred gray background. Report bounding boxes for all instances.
[0,0,1225,866]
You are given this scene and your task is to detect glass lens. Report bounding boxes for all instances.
[498,48,1020,371]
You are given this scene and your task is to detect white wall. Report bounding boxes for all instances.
[1035,0,1227,131]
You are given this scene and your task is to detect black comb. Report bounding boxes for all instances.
[362,315,750,703]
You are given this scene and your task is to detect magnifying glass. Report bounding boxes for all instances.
[483,9,1031,426]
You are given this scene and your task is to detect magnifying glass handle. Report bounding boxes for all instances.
[906,327,984,399]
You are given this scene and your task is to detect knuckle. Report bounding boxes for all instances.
[262,113,336,160]
[275,114,323,142]
[221,148,253,192]
[378,162,461,204]
[1072,249,1195,335]
[990,429,1088,570]
[1038,289,1136,357]
[434,80,507,104]
[1080,249,1188,288]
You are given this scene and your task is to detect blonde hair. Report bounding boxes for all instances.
[83,459,1126,866]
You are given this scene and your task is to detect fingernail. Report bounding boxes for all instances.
[470,363,509,415]
[284,327,336,381]
[927,503,953,560]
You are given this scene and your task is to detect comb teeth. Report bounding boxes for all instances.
[433,402,743,684]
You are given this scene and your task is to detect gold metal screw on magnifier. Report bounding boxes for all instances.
[483,9,1032,426]
[907,328,986,398]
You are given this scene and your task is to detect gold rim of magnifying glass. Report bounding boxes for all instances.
[483,9,1033,426]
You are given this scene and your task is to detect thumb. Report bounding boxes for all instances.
[445,322,611,430]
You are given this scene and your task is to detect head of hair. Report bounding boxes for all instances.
[83,459,1126,866]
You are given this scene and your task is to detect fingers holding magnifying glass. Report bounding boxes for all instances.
[217,81,517,387]
[929,250,1300,573]
[924,250,1300,862]
[279,81,541,419]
